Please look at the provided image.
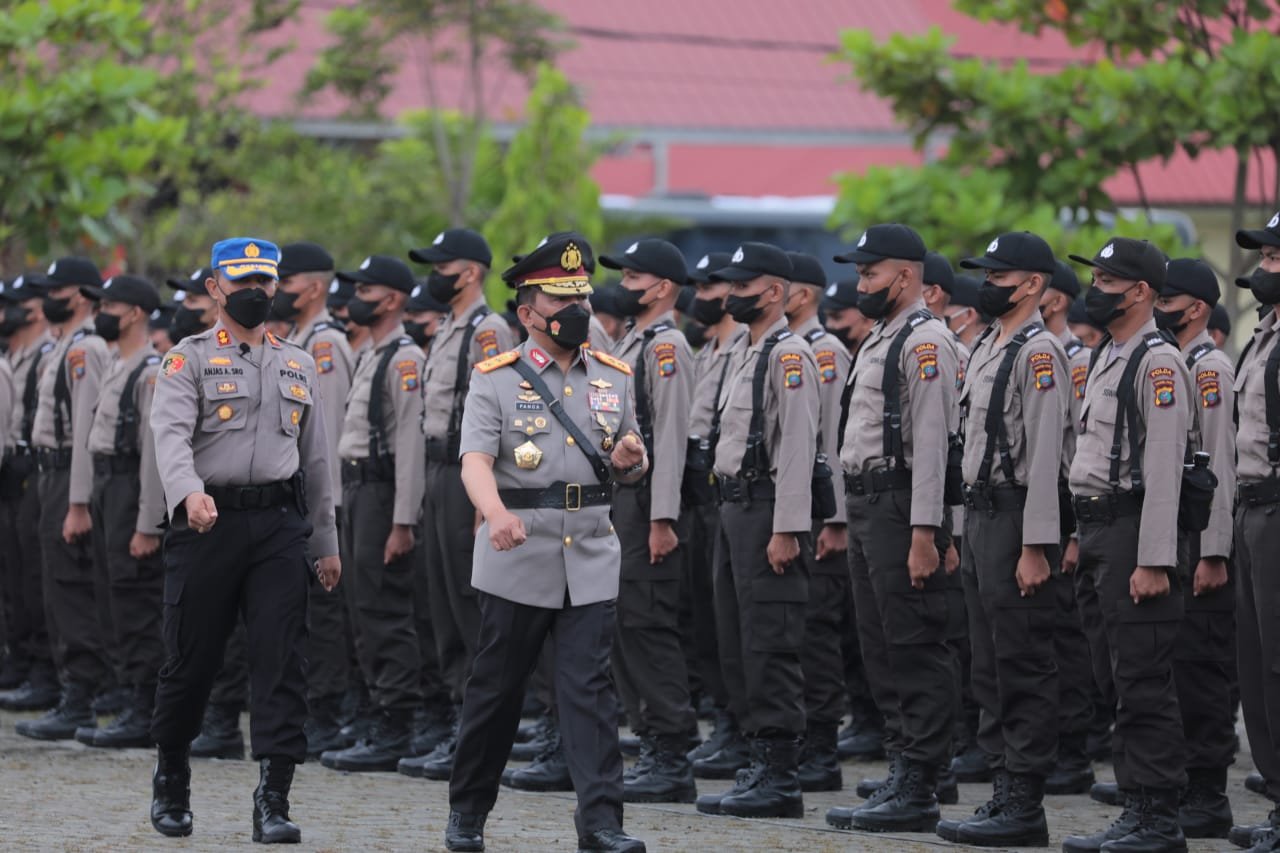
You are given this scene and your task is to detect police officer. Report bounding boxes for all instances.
[148,238,340,843]
[1225,213,1280,852]
[941,275,988,351]
[589,284,626,347]
[75,275,167,749]
[1062,237,1190,853]
[1068,296,1106,350]
[935,231,1067,846]
[596,238,697,802]
[16,257,113,741]
[1207,303,1231,351]
[0,273,59,711]
[825,224,961,834]
[821,278,874,358]
[402,283,451,353]
[319,255,427,773]
[692,242,818,820]
[400,229,516,780]
[783,250,853,791]
[166,268,220,346]
[444,233,648,853]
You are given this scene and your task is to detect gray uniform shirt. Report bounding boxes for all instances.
[149,322,338,558]
[840,300,959,528]
[1058,329,1092,480]
[422,299,516,441]
[31,322,110,504]
[795,316,852,526]
[1234,308,1280,485]
[460,341,640,609]
[87,345,166,534]
[1068,319,1190,567]
[611,311,693,521]
[714,316,820,534]
[4,333,55,451]
[960,314,1067,545]
[1183,330,1235,559]
[337,329,427,526]
[688,326,746,440]
[294,309,355,505]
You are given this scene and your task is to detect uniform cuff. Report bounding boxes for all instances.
[773,493,812,533]
[166,477,206,521]
[309,530,340,561]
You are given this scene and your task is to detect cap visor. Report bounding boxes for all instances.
[596,254,629,272]
[528,281,593,296]
[708,266,761,282]
[960,256,1017,271]
[221,262,279,281]
[408,246,455,264]
[336,269,379,285]
[820,297,855,312]
[1235,276,1255,288]
[833,249,887,265]
[79,285,104,301]
[1236,229,1280,250]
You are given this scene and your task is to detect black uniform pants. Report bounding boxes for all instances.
[839,565,880,725]
[962,508,1061,776]
[89,469,163,690]
[846,488,959,768]
[1174,575,1236,771]
[686,500,727,708]
[208,621,249,708]
[1235,502,1280,801]
[0,471,53,675]
[422,458,481,703]
[713,499,809,736]
[1053,544,1096,743]
[306,513,349,703]
[612,485,694,737]
[803,522,849,727]
[36,468,109,690]
[1076,515,1186,791]
[341,479,422,712]
[450,592,623,838]
[151,503,310,762]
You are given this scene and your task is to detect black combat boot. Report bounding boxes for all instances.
[150,746,194,837]
[797,722,842,792]
[691,727,751,779]
[92,685,130,715]
[1091,781,1125,806]
[1046,731,1096,794]
[951,738,997,783]
[854,751,901,800]
[502,731,572,791]
[445,811,486,852]
[1246,772,1267,796]
[15,681,96,741]
[322,707,413,772]
[842,758,939,832]
[696,741,764,815]
[937,769,1010,842]
[0,667,61,712]
[88,684,154,748]
[828,752,906,828]
[837,705,886,761]
[1247,825,1280,853]
[190,702,245,759]
[624,734,696,803]
[0,653,29,690]
[303,693,347,758]
[1231,808,1280,849]
[618,733,643,757]
[399,720,459,781]
[624,735,656,783]
[1101,787,1187,852]
[1061,789,1144,853]
[1178,766,1232,839]
[252,756,301,844]
[509,714,554,761]
[935,764,960,805]
[577,827,647,852]
[955,771,1049,847]
[718,735,804,819]
[688,708,737,763]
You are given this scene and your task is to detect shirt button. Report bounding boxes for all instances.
[566,436,575,446]
[564,386,573,396]
[526,426,535,435]
[563,535,573,547]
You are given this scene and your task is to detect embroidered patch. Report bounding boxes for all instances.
[216,381,237,394]
[290,409,301,426]
[476,329,500,359]
[1029,352,1055,391]
[1071,364,1088,400]
[914,342,939,382]
[780,351,804,389]
[529,348,550,368]
[654,342,677,377]
[162,353,186,377]
[289,384,307,400]
[1150,366,1176,408]
[209,356,232,366]
[67,350,86,381]
[589,389,621,412]
[956,365,966,391]
[398,361,419,392]
[516,401,544,411]
[815,349,838,384]
[216,329,232,347]
[286,359,301,370]
[1197,369,1221,409]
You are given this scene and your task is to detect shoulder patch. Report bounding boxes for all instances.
[915,342,939,382]
[815,349,838,384]
[476,349,520,374]
[67,349,86,381]
[313,340,334,374]
[1196,368,1221,409]
[1071,364,1088,400]
[591,349,633,376]
[1150,365,1176,408]
[475,328,500,360]
[161,353,186,377]
[1029,351,1056,391]
[653,341,677,377]
[779,350,804,389]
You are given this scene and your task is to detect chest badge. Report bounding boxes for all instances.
[589,378,613,389]
[595,412,615,451]
[217,404,234,421]
[513,440,543,470]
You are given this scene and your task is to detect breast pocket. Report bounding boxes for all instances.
[201,380,250,431]
[278,380,313,437]
[510,411,553,438]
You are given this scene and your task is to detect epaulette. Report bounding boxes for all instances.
[1066,340,1084,358]
[591,349,634,375]
[144,354,161,366]
[39,341,56,355]
[804,327,826,343]
[476,349,520,373]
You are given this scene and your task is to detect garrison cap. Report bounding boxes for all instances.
[502,234,593,295]
[1162,258,1220,307]
[29,257,102,289]
[834,224,926,265]
[785,251,827,288]
[210,238,279,281]
[409,228,493,267]
[1236,211,1280,250]
[923,251,956,292]
[80,274,161,313]
[336,255,417,294]
[961,232,1056,275]
[277,242,335,279]
[600,238,688,285]
[1069,237,1167,291]
[687,251,733,285]
[1049,259,1082,299]
[820,278,860,312]
[711,242,793,282]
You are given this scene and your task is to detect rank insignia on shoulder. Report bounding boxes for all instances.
[591,349,633,375]
[216,329,232,347]
[476,350,520,373]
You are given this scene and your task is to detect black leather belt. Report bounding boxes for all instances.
[424,436,460,464]
[341,457,394,485]
[205,480,294,511]
[963,485,1027,512]
[92,454,139,476]
[1238,479,1280,507]
[35,448,72,472]
[717,476,776,505]
[844,467,912,496]
[499,481,611,511]
[1072,491,1144,524]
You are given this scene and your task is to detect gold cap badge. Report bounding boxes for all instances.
[245,242,260,258]
[560,243,583,272]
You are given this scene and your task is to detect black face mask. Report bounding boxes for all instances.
[613,285,651,318]
[346,295,383,327]
[683,322,709,350]
[692,294,726,326]
[535,303,591,350]
[978,279,1026,319]
[856,273,902,321]
[403,320,431,348]
[93,312,122,342]
[168,306,207,345]
[1153,307,1188,335]
[1250,270,1280,306]
[42,295,74,324]
[427,271,463,304]
[272,289,302,322]
[0,304,30,336]
[725,292,764,324]
[1084,284,1132,327]
[220,285,272,329]
[827,325,858,349]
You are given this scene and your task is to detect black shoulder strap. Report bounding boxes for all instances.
[1086,332,1112,382]
[632,322,672,459]
[300,321,333,350]
[975,323,1044,489]
[881,310,934,467]
[739,330,788,480]
[53,330,89,446]
[114,354,161,457]
[1066,338,1084,359]
[447,307,491,443]
[707,344,736,446]
[510,356,611,484]
[1185,341,1214,371]
[19,342,53,448]
[369,337,411,462]
[1109,331,1164,492]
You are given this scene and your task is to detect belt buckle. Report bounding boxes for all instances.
[565,482,582,512]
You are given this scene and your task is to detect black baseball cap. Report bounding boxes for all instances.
[1067,296,1101,329]
[961,231,1056,275]
[81,274,161,313]
[337,255,417,294]
[1049,259,1081,299]
[675,284,696,315]
[1068,237,1167,291]
[820,278,860,312]
[589,284,622,318]
[599,238,688,285]
[149,303,177,331]
[785,251,827,288]
[1209,303,1231,335]
[1236,212,1280,250]
[834,223,926,265]
[327,276,355,309]
[923,251,955,292]
[167,267,212,294]
[711,242,793,282]
[949,273,983,310]
[0,272,44,303]
[30,257,102,289]
[1162,258,1220,307]
[407,282,450,313]
[409,228,493,267]
[687,251,732,285]
[278,242,335,279]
